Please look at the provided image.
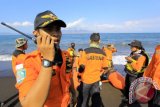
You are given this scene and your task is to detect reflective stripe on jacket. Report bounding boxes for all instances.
[79,47,109,84]
[125,51,149,75]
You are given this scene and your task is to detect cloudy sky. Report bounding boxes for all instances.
[0,0,160,34]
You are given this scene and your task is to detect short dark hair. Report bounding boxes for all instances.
[90,33,100,42]
[71,42,75,46]
[78,48,83,52]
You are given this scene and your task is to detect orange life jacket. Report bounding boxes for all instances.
[102,47,113,67]
[125,50,149,76]
[78,47,109,84]
[67,47,75,57]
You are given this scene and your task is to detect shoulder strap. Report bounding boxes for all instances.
[140,51,149,67]
[12,50,25,57]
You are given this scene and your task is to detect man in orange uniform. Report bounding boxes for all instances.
[67,43,76,57]
[74,48,83,72]
[143,45,160,107]
[76,33,109,107]
[73,48,83,89]
[67,42,76,65]
[12,38,28,57]
[12,38,28,75]
[102,44,117,68]
[12,10,76,107]
[120,40,149,106]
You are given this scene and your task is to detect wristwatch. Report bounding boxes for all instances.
[42,59,53,68]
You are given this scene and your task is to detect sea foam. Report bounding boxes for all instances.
[0,54,127,65]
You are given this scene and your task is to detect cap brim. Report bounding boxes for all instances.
[40,20,66,28]
[128,44,141,48]
[128,44,136,47]
[128,43,135,47]
[53,20,66,27]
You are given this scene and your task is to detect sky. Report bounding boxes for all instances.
[0,0,160,34]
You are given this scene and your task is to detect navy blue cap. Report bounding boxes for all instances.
[34,10,66,30]
[128,40,143,48]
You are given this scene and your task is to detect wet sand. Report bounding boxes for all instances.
[0,61,14,77]
[0,77,21,107]
[101,82,148,107]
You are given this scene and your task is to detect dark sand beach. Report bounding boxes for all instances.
[0,61,21,106]
[0,61,148,107]
[0,61,14,77]
[0,77,21,107]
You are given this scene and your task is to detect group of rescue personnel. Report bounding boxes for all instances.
[11,10,160,107]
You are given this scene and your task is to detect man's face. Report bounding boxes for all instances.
[111,47,117,53]
[24,42,28,50]
[35,24,62,46]
[130,46,138,52]
[79,50,83,55]
[71,43,75,48]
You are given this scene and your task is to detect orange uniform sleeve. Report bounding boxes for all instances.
[131,55,146,72]
[16,58,38,101]
[12,56,17,75]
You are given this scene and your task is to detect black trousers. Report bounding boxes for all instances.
[77,81,103,107]
[124,74,137,99]
[122,74,142,107]
[124,73,143,99]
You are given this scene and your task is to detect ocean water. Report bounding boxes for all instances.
[0,33,160,64]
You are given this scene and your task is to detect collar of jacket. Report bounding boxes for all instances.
[134,50,142,54]
[89,43,100,48]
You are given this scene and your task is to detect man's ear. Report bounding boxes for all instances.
[33,30,38,37]
[98,40,100,44]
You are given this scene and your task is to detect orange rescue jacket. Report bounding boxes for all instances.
[12,50,72,107]
[102,47,114,67]
[143,45,160,89]
[79,47,109,84]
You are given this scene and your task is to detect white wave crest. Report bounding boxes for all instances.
[0,54,127,65]
[0,55,12,61]
[113,55,127,65]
